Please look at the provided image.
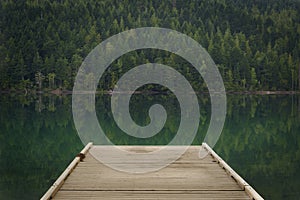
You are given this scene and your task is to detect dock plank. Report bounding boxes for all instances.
[43,145,262,200]
[55,191,250,199]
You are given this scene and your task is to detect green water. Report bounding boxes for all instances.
[0,94,299,199]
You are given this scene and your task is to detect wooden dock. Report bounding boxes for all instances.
[41,143,263,200]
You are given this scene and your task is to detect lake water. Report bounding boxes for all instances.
[0,93,299,199]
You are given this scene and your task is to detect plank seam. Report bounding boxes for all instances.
[59,189,245,192]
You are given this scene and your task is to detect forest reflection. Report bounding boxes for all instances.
[0,94,299,199]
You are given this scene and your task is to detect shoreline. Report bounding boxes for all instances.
[0,89,299,95]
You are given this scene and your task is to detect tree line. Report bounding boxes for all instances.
[0,0,300,91]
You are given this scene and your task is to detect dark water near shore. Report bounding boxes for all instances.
[0,93,299,199]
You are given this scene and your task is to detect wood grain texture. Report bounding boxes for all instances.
[52,146,252,200]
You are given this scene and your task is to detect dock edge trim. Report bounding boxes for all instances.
[40,142,93,200]
[202,142,264,200]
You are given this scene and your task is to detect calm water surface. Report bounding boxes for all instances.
[0,93,299,199]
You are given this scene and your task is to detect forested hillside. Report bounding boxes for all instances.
[0,0,300,91]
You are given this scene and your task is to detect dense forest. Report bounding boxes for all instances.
[0,0,300,91]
